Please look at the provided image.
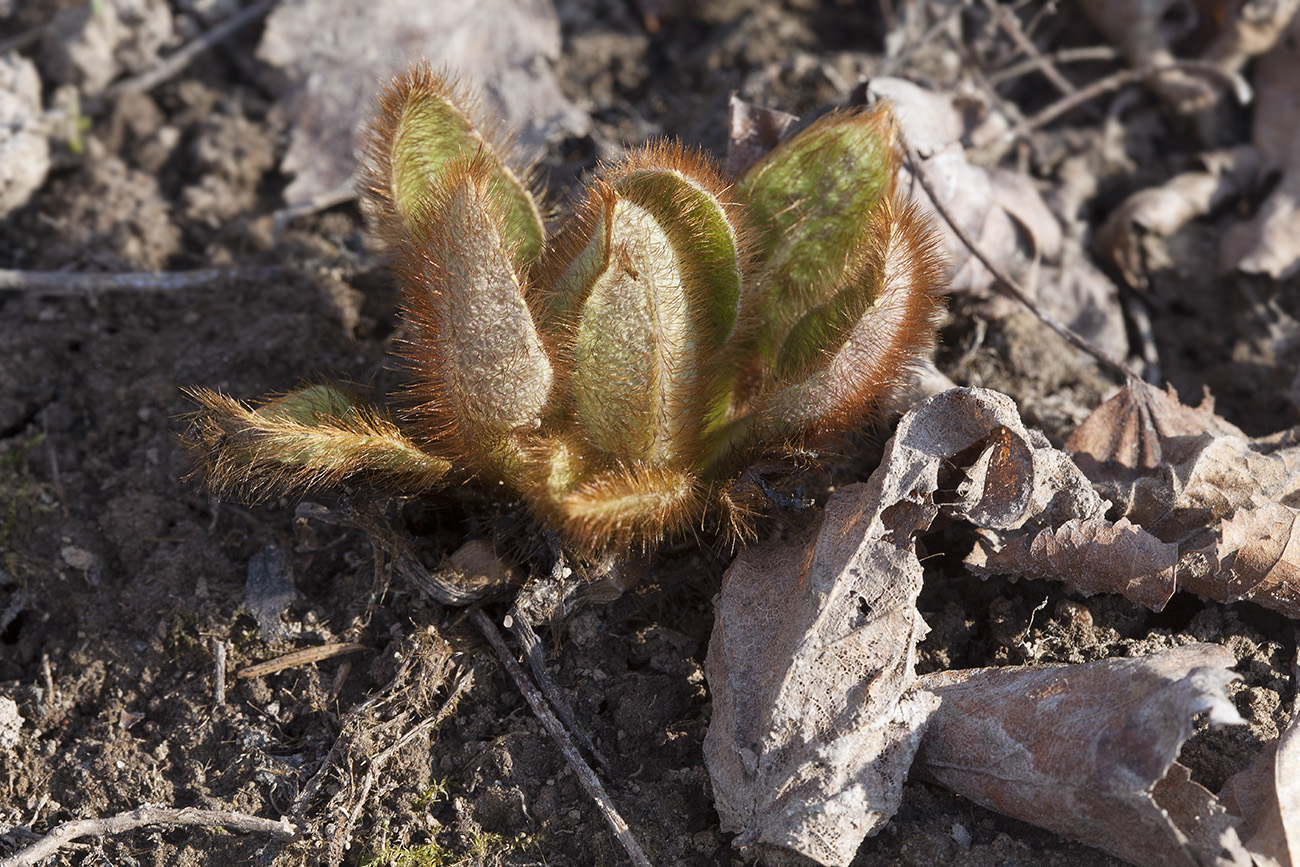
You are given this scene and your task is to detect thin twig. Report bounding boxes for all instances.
[472,609,652,867]
[0,24,44,55]
[1007,61,1251,141]
[905,145,1138,384]
[504,605,611,771]
[987,46,1120,88]
[39,654,54,715]
[0,806,296,867]
[981,0,1077,97]
[0,267,283,296]
[214,638,227,706]
[236,643,368,680]
[107,0,276,97]
[329,671,473,867]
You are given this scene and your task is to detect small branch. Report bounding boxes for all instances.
[236,643,368,680]
[905,145,1138,384]
[0,267,283,296]
[505,604,610,771]
[472,609,652,867]
[981,0,1078,97]
[107,0,276,97]
[0,806,296,867]
[987,46,1120,89]
[213,638,227,706]
[1007,61,1251,141]
[0,23,45,55]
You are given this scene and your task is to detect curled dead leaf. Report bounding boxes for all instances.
[1219,689,1300,867]
[703,482,937,867]
[967,516,1177,611]
[1095,148,1259,290]
[916,643,1249,867]
[725,95,798,180]
[705,388,1112,865]
[1187,498,1300,618]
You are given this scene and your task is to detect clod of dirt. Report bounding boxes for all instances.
[0,53,50,219]
[32,141,180,270]
[0,696,22,753]
[39,0,175,94]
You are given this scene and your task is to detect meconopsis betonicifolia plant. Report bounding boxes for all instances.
[187,65,948,554]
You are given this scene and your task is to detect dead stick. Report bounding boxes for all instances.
[905,145,1139,384]
[0,806,296,867]
[981,0,1077,97]
[1009,61,1250,140]
[472,609,652,867]
[987,46,1120,88]
[107,0,276,97]
[0,267,283,296]
[504,608,610,770]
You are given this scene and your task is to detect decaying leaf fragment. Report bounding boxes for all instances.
[916,644,1250,867]
[1094,148,1259,291]
[1219,690,1300,867]
[967,516,1177,610]
[1188,499,1300,618]
[703,484,937,867]
[256,0,588,214]
[704,387,1113,865]
[1220,8,1300,279]
[1067,380,1300,618]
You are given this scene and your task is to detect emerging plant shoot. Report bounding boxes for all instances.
[188,65,947,553]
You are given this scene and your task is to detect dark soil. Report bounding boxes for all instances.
[1,2,1295,866]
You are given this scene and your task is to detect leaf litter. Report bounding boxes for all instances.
[708,384,1300,865]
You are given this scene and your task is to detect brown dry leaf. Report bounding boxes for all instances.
[256,0,588,215]
[725,94,798,179]
[967,517,1177,610]
[1066,380,1247,484]
[704,388,1107,866]
[1067,381,1300,549]
[1221,9,1300,279]
[1219,688,1300,867]
[891,107,1063,300]
[703,485,937,867]
[1066,380,1300,617]
[1187,498,1300,617]
[1095,148,1260,290]
[916,644,1250,867]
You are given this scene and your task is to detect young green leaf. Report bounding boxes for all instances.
[399,154,554,478]
[737,107,900,357]
[360,64,544,267]
[186,385,452,499]
[752,197,946,441]
[563,146,745,468]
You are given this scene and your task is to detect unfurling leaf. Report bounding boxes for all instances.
[186,385,451,498]
[398,154,553,477]
[558,146,744,467]
[360,63,544,266]
[752,196,947,441]
[738,108,900,355]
